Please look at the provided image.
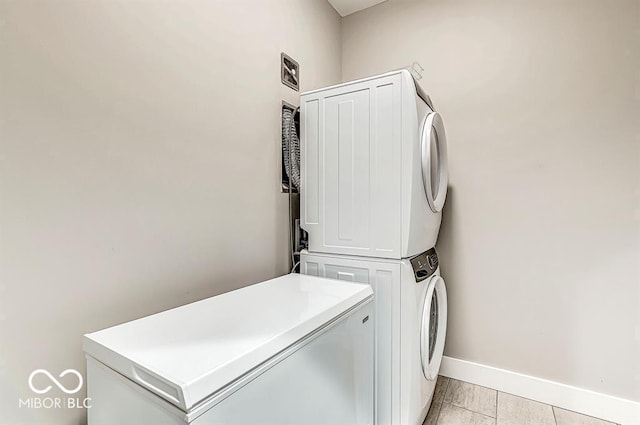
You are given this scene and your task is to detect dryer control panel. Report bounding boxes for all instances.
[410,248,439,282]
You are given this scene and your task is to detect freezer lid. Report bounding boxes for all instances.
[83,273,372,411]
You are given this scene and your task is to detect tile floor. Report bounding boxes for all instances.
[424,376,618,425]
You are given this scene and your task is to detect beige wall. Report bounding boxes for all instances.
[1,0,638,422]
[0,1,340,424]
[343,0,640,401]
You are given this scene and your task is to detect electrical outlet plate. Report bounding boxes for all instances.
[281,53,299,91]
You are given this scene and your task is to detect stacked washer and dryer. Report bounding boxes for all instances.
[299,69,450,425]
[80,69,448,425]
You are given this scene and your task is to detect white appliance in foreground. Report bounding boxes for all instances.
[83,274,374,425]
[301,249,447,425]
[300,69,449,260]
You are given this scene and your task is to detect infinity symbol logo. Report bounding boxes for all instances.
[28,369,83,395]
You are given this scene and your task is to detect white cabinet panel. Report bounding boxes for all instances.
[301,252,402,425]
[301,70,443,259]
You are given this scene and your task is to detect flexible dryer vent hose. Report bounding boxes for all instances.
[282,108,300,190]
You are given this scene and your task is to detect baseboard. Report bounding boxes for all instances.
[440,356,640,425]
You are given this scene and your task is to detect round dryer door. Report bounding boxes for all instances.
[420,112,449,213]
[420,275,448,381]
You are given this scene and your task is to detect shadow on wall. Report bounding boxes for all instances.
[435,184,456,357]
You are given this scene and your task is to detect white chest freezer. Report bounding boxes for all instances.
[83,274,374,425]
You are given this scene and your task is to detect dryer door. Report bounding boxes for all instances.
[420,275,447,381]
[420,112,449,213]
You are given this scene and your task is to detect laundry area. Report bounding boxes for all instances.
[0,1,638,425]
[81,68,450,425]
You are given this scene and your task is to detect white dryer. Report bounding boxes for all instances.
[300,70,448,259]
[301,249,448,425]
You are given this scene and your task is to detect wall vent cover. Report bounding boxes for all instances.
[281,53,299,91]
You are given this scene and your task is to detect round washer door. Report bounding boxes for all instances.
[420,112,449,213]
[420,275,448,381]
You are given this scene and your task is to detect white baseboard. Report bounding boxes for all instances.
[440,356,640,425]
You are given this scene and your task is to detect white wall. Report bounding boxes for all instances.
[343,0,640,402]
[0,1,341,424]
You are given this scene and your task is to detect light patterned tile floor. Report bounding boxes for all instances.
[423,377,619,425]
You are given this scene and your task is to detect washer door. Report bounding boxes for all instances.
[420,112,449,213]
[420,275,448,381]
